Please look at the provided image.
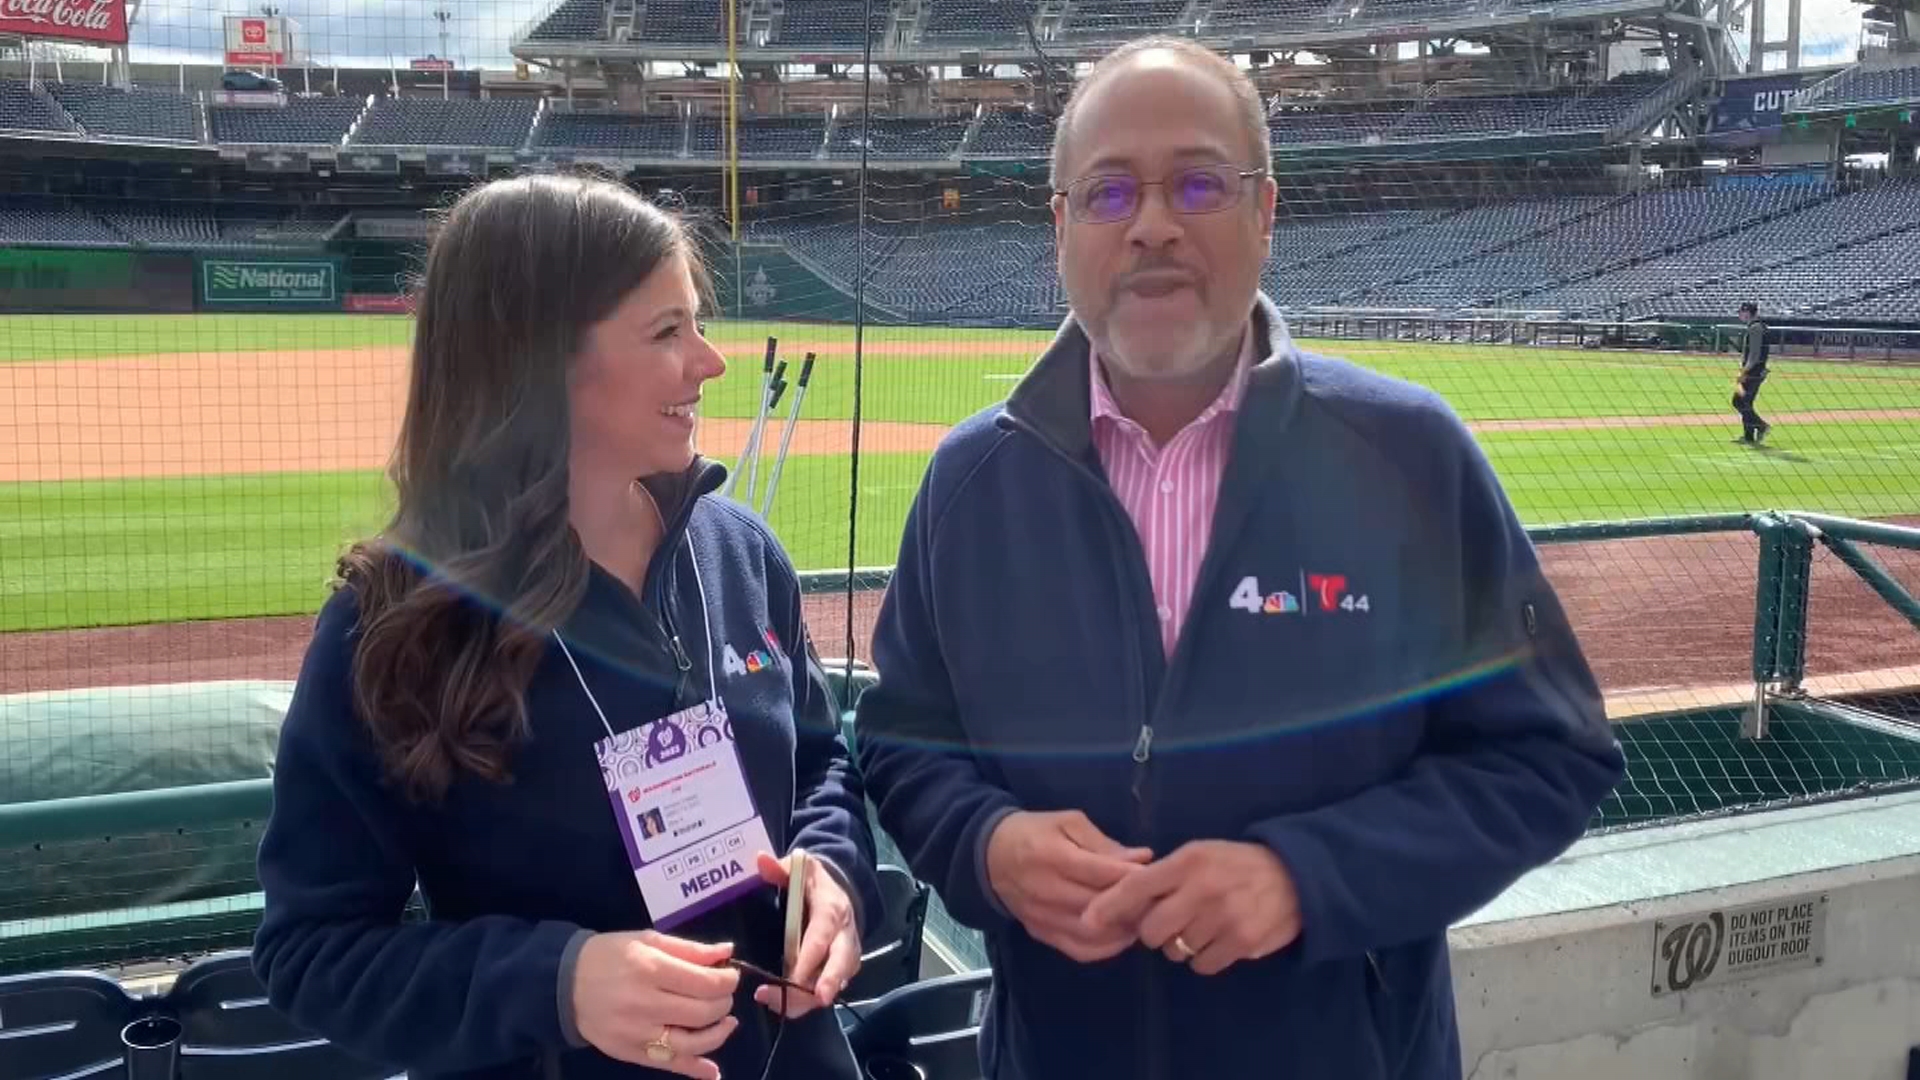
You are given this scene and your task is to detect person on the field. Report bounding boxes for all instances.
[853,36,1625,1080]
[1734,301,1772,444]
[254,175,879,1080]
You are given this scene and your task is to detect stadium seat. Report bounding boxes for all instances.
[777,0,889,46]
[0,78,78,135]
[525,0,607,40]
[208,96,366,146]
[844,970,992,1080]
[352,98,537,148]
[0,969,137,1080]
[641,0,724,44]
[844,865,931,1005]
[168,951,395,1080]
[44,82,199,143]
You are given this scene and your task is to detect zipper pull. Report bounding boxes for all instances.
[668,635,692,673]
[1131,725,1154,763]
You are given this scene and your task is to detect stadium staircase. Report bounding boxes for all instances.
[611,0,638,42]
[522,97,551,152]
[957,104,988,157]
[1607,67,1705,142]
[4,79,81,139]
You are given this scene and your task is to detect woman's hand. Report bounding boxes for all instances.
[752,850,862,1018]
[571,930,741,1080]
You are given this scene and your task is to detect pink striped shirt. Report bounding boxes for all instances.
[1090,330,1255,657]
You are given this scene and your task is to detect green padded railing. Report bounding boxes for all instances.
[0,780,273,975]
[3,513,1914,978]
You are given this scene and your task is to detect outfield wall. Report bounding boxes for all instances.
[193,253,345,313]
[0,248,350,315]
[0,248,195,314]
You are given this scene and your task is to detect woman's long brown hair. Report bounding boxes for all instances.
[339,174,698,803]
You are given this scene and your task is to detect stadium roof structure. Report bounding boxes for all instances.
[507,0,1680,68]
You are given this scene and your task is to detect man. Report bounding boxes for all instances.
[1734,301,1772,444]
[854,36,1625,1080]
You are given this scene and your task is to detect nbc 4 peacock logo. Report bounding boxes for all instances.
[1230,573,1369,616]
[722,640,778,678]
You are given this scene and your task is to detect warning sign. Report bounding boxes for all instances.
[1649,891,1826,997]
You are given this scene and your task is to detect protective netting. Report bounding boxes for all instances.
[4,0,1920,976]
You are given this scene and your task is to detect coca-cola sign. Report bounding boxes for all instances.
[0,0,129,45]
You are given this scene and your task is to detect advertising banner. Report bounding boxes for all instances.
[0,248,193,313]
[225,14,288,66]
[0,0,128,45]
[197,255,342,311]
[244,149,310,174]
[1707,72,1833,145]
[343,293,414,314]
[424,152,483,176]
[338,151,401,175]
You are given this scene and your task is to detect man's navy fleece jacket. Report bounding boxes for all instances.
[854,294,1627,1080]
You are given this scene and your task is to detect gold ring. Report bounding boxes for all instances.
[645,1028,675,1063]
[1172,935,1196,961]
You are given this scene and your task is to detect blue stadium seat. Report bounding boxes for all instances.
[169,951,394,1080]
[0,969,137,1080]
[968,109,1052,157]
[843,865,930,1005]
[0,78,78,135]
[532,110,686,154]
[208,96,365,145]
[642,0,724,44]
[921,0,1033,42]
[778,0,889,46]
[352,98,536,148]
[525,0,607,40]
[844,970,992,1080]
[45,82,199,142]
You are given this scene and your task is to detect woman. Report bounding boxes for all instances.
[253,174,880,1080]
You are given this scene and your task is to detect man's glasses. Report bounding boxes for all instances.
[1055,163,1266,224]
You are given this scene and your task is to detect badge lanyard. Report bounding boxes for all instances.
[554,542,718,738]
[555,543,774,932]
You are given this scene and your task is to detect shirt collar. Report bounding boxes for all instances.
[1090,323,1256,433]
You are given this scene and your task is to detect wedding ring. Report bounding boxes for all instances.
[1172,935,1196,961]
[645,1028,675,1063]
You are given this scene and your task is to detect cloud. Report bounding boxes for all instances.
[125,0,549,67]
[1790,0,1861,66]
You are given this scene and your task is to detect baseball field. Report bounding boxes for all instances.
[3,312,1918,699]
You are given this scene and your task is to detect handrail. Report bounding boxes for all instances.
[0,779,273,847]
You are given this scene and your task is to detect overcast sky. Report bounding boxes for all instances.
[128,0,550,67]
[108,0,1866,72]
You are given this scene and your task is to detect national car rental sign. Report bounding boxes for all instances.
[0,0,129,46]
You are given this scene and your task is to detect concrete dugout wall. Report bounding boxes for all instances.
[1452,789,1920,1079]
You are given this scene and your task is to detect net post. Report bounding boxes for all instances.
[1747,514,1783,739]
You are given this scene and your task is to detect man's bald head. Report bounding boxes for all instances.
[1049,36,1272,190]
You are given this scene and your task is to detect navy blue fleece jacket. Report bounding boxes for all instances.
[854,295,1627,1080]
[253,460,879,1080]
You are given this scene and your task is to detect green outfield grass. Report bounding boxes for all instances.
[0,454,925,634]
[8,314,1914,426]
[3,421,1917,634]
[2,314,1918,633]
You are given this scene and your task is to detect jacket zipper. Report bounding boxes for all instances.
[1002,415,1167,1080]
[643,541,697,706]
